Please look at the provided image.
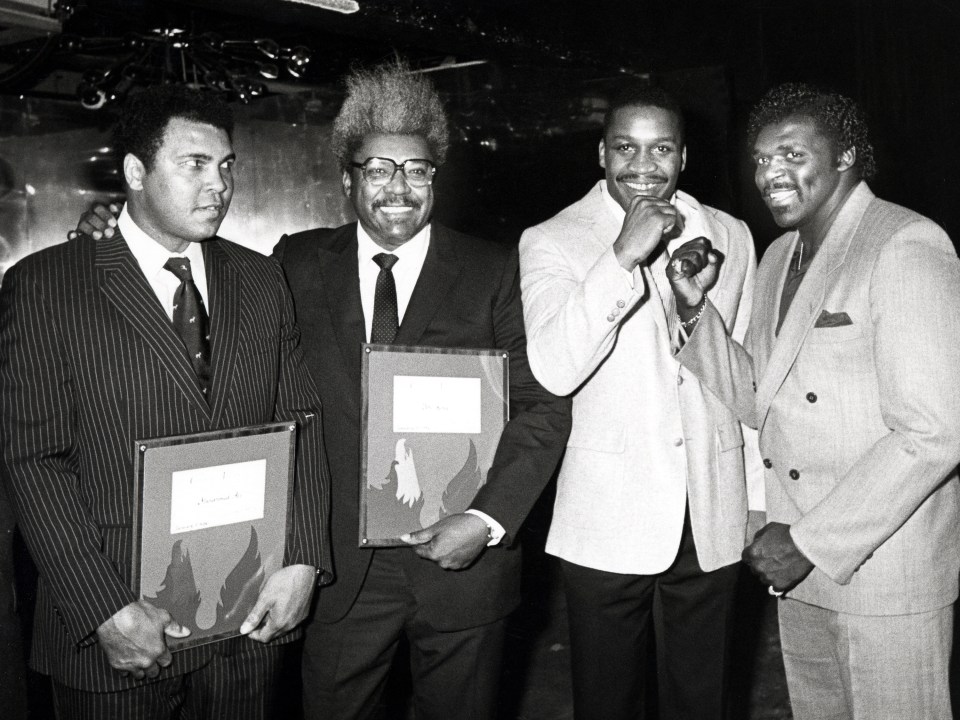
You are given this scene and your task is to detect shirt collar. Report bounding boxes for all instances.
[118,205,206,277]
[356,221,431,267]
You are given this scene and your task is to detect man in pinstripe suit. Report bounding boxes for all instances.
[0,86,331,719]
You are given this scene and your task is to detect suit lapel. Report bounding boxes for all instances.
[96,232,212,418]
[319,225,366,385]
[204,240,239,423]
[394,223,460,345]
[755,183,874,426]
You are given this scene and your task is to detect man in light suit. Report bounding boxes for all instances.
[274,61,571,719]
[518,83,763,719]
[669,83,960,719]
[0,86,331,719]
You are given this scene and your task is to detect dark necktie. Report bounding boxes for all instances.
[371,253,399,344]
[163,257,212,400]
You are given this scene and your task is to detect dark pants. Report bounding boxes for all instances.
[302,549,506,720]
[561,514,739,720]
[51,643,290,720]
[0,490,28,720]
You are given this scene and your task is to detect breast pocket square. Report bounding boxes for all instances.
[814,309,853,328]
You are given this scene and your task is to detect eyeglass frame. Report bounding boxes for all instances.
[347,156,438,187]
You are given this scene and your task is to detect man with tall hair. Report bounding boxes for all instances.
[274,60,570,719]
[518,83,763,719]
[668,83,960,719]
[0,85,331,719]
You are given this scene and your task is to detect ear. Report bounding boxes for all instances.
[836,146,857,173]
[598,138,606,169]
[341,167,353,197]
[680,145,687,173]
[123,153,145,191]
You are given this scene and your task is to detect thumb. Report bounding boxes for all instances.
[700,251,721,286]
[400,527,435,545]
[240,597,270,635]
[163,620,191,639]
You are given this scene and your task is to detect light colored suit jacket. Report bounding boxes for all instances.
[682,182,960,615]
[520,182,762,574]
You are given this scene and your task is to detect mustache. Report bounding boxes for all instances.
[764,181,798,193]
[616,173,669,184]
[374,200,422,210]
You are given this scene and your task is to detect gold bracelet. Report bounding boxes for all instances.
[679,296,707,328]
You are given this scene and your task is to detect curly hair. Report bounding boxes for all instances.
[113,85,234,172]
[747,83,876,181]
[331,59,450,168]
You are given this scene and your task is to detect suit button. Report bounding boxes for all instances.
[789,469,800,480]
[607,314,616,322]
[616,299,626,308]
[673,438,684,447]
[752,381,757,392]
[806,392,817,403]
[612,307,620,316]
[763,458,772,468]
[677,375,684,385]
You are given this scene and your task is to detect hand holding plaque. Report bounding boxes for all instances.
[96,599,190,679]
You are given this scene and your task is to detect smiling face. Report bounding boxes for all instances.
[752,114,857,238]
[125,117,235,253]
[343,133,435,252]
[600,104,686,212]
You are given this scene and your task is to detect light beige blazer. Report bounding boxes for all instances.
[520,183,762,574]
[682,182,960,614]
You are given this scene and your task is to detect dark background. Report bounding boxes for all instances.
[2,0,958,254]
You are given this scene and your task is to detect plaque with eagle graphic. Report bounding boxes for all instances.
[360,345,509,546]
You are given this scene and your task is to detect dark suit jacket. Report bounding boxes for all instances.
[0,232,331,692]
[274,222,570,631]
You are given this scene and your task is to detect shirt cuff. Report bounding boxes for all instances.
[464,509,506,546]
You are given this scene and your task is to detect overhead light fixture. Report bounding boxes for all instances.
[281,0,360,15]
[68,28,312,109]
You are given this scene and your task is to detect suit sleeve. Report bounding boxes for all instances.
[789,222,960,583]
[268,260,333,584]
[518,224,649,396]
[726,221,766,513]
[678,300,761,430]
[468,249,572,542]
[0,263,136,644]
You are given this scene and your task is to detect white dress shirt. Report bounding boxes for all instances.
[356,223,430,342]
[117,206,210,320]
[355,222,504,545]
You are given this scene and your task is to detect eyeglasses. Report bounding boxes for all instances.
[348,157,437,187]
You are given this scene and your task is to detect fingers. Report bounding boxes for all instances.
[246,614,281,643]
[73,201,121,240]
[239,598,269,636]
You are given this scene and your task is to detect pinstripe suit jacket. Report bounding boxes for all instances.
[0,231,331,691]
[274,222,571,631]
[680,182,960,615]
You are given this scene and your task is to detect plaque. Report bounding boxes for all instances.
[131,422,296,650]
[360,345,509,546]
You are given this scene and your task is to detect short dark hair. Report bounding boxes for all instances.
[747,83,876,181]
[113,85,234,172]
[603,82,685,145]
